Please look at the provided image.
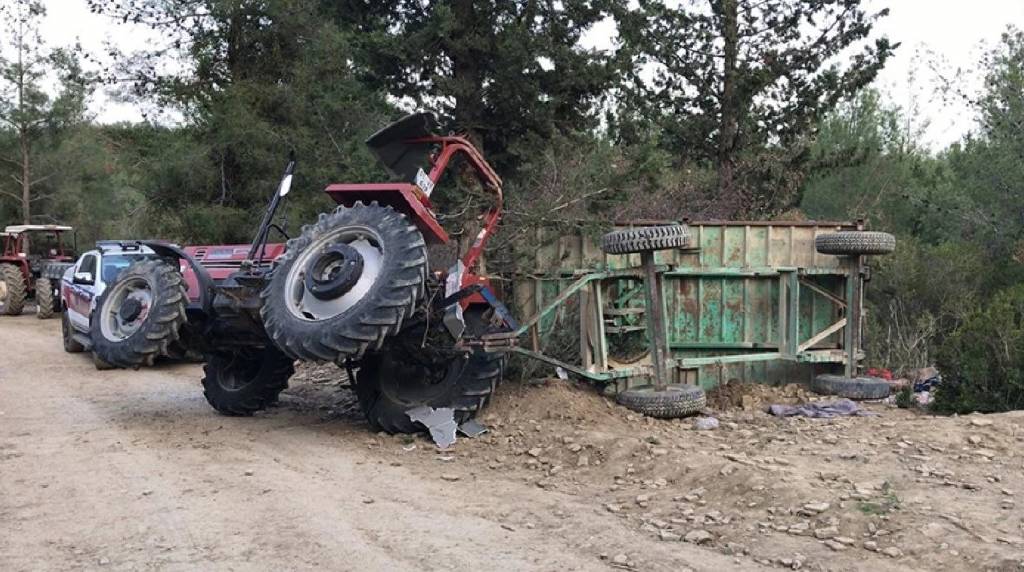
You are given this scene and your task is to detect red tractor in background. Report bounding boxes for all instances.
[0,224,76,319]
[92,113,515,432]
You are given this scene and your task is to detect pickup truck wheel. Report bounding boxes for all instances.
[62,310,85,353]
[0,263,26,316]
[261,202,427,364]
[354,309,508,434]
[90,260,187,368]
[35,278,56,319]
[202,348,294,416]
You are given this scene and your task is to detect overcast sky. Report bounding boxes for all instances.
[32,0,1024,150]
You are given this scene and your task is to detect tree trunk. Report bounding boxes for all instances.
[716,0,740,205]
[451,0,485,149]
[20,136,30,225]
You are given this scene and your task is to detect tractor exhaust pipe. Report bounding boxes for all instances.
[246,154,296,267]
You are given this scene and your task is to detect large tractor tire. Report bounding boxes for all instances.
[355,309,507,434]
[35,277,56,319]
[90,260,187,368]
[61,310,85,353]
[261,202,428,364]
[0,263,26,316]
[202,348,295,416]
[815,231,895,256]
[601,225,690,255]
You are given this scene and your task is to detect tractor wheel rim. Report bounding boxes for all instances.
[0,280,7,304]
[284,226,384,322]
[99,276,154,341]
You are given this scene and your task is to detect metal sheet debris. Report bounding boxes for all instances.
[407,406,458,449]
[458,419,489,438]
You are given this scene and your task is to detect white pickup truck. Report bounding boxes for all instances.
[59,241,163,367]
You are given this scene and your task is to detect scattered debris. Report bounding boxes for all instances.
[458,419,489,438]
[768,399,876,418]
[406,406,458,449]
[694,417,720,430]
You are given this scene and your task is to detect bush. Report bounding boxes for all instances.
[932,285,1024,413]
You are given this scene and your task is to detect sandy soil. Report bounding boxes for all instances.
[1,315,1023,571]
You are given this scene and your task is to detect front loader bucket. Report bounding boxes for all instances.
[366,112,439,183]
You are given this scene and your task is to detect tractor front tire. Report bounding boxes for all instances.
[35,278,56,319]
[0,263,26,316]
[355,310,507,433]
[202,348,295,416]
[261,202,427,364]
[90,260,187,368]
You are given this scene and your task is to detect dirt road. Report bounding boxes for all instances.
[0,316,743,571]
[2,315,1024,571]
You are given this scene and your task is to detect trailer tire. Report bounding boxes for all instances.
[90,260,187,368]
[616,384,706,418]
[262,202,427,364]
[202,348,294,416]
[815,231,895,256]
[811,374,890,400]
[355,309,507,433]
[0,263,26,315]
[35,278,56,319]
[62,310,85,353]
[601,225,690,254]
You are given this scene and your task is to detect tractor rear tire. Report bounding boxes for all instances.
[616,384,707,418]
[0,263,26,316]
[601,225,690,255]
[261,202,428,364]
[90,260,187,368]
[202,348,294,416]
[355,309,507,433]
[815,231,895,256]
[35,278,56,319]
[62,310,85,353]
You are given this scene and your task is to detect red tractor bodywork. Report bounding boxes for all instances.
[0,225,75,295]
[326,132,503,303]
[181,243,285,303]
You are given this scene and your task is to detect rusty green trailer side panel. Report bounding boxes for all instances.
[513,221,863,389]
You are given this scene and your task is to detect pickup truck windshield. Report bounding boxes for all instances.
[101,254,157,285]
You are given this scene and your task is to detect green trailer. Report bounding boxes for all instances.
[494,220,892,395]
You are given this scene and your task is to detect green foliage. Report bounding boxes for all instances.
[932,285,1024,413]
[0,0,94,224]
[331,0,624,170]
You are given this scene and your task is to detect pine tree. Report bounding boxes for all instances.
[617,0,895,215]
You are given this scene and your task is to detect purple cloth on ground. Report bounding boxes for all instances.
[768,398,876,418]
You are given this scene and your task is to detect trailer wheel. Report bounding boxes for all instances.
[355,309,507,433]
[616,384,706,418]
[62,310,85,353]
[35,278,56,319]
[90,260,187,368]
[601,225,690,255]
[0,263,26,315]
[815,231,895,256]
[811,374,890,400]
[261,202,427,364]
[202,348,294,416]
